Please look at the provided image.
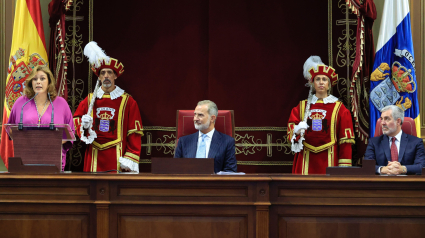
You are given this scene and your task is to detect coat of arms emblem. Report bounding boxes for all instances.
[95,107,116,133]
[307,109,327,132]
[5,48,47,111]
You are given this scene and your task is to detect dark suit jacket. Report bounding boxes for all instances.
[174,130,237,173]
[364,131,425,174]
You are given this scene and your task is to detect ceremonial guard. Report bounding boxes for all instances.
[287,56,355,174]
[74,42,143,172]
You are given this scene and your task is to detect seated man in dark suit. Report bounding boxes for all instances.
[364,105,425,175]
[174,100,237,173]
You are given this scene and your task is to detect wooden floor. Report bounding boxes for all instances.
[1,173,425,238]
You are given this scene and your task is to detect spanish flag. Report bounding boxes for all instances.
[0,0,48,168]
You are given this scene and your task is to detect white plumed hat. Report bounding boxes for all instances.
[84,41,110,68]
[302,55,338,86]
[83,41,124,77]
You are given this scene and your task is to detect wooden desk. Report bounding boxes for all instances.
[0,173,425,238]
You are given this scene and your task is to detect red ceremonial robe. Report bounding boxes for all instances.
[287,97,355,175]
[74,92,143,172]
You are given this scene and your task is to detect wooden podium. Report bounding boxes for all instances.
[4,124,75,172]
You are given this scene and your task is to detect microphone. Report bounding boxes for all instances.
[19,93,38,130]
[48,92,54,130]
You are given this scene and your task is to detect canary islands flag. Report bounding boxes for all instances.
[369,0,420,137]
[0,0,48,168]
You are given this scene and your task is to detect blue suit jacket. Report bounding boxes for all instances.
[174,130,237,173]
[364,132,425,174]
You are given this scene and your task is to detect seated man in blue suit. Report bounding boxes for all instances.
[174,100,237,173]
[364,105,425,175]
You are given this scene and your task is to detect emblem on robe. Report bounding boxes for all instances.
[307,109,328,133]
[99,112,111,132]
[96,107,116,133]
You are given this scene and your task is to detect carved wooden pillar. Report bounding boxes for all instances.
[256,182,270,238]
[96,181,110,238]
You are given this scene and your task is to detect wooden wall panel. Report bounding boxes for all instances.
[120,215,245,238]
[118,186,248,197]
[0,179,92,201]
[0,204,90,238]
[0,214,88,238]
[278,217,425,238]
[109,205,255,238]
[110,180,256,203]
[271,180,425,206]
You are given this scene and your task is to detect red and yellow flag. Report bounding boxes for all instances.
[0,0,48,168]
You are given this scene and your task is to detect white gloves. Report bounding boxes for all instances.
[291,121,309,153]
[81,115,93,129]
[293,121,309,135]
[119,157,139,173]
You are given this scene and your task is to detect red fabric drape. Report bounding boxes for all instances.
[48,0,69,100]
[348,0,377,159]
[88,0,328,173]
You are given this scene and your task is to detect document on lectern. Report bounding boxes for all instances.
[216,171,246,175]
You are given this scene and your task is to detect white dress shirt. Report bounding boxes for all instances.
[197,128,215,158]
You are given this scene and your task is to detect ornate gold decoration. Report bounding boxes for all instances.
[310,113,325,120]
[235,127,286,131]
[336,76,350,108]
[371,62,390,81]
[70,139,84,167]
[66,0,89,170]
[235,133,262,155]
[235,133,291,157]
[65,1,84,64]
[336,29,356,68]
[139,159,293,166]
[27,53,47,69]
[391,61,416,93]
[396,96,412,112]
[140,127,292,164]
[237,161,293,166]
[99,112,112,120]
[143,126,176,131]
[141,132,176,155]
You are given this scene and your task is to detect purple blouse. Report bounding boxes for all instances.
[7,96,75,171]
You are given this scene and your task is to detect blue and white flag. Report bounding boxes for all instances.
[370,0,420,137]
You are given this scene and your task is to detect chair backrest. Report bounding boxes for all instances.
[374,117,417,137]
[176,110,235,140]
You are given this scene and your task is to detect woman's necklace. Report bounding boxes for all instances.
[34,97,48,126]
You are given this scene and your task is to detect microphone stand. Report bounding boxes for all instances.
[18,93,38,130]
[48,92,54,130]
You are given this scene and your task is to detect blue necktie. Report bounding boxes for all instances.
[196,134,207,158]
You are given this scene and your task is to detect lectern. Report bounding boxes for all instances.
[4,124,75,172]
